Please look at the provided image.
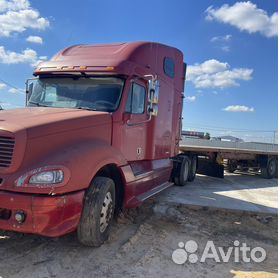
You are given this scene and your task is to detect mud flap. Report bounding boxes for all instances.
[197,158,224,178]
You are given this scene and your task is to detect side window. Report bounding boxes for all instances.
[125,83,146,114]
[164,57,175,78]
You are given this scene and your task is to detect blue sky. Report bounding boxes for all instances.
[0,0,277,142]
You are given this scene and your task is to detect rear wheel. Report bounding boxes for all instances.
[174,156,190,186]
[261,158,277,179]
[188,155,197,182]
[77,177,115,247]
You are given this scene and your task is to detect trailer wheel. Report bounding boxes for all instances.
[174,156,189,186]
[77,177,115,247]
[188,155,197,182]
[227,160,237,173]
[261,158,277,179]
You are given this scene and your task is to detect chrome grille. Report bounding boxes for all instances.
[0,136,15,168]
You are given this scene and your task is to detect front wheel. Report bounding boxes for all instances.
[77,177,115,247]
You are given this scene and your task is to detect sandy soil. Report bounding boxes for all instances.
[0,195,277,278]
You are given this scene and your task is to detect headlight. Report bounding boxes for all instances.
[15,166,69,188]
[29,170,64,184]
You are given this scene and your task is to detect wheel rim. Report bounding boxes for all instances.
[269,160,276,176]
[183,160,189,181]
[100,191,113,233]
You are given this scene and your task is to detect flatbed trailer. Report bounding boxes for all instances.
[179,137,278,179]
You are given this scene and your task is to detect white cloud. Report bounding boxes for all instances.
[223,105,255,112]
[221,46,230,52]
[8,87,19,93]
[0,83,7,89]
[187,59,253,89]
[210,34,232,42]
[0,0,29,12]
[0,84,24,94]
[206,1,278,38]
[26,35,43,44]
[11,87,25,94]
[185,96,196,102]
[211,35,231,52]
[0,101,22,109]
[0,45,43,66]
[0,0,49,37]
[33,56,47,67]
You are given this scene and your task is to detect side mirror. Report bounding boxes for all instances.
[148,80,160,104]
[25,78,37,105]
[148,104,158,117]
[147,79,160,117]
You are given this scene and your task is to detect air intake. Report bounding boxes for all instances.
[0,136,15,168]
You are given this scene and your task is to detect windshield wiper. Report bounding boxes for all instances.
[28,101,50,107]
[75,106,97,111]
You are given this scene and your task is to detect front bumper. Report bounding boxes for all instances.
[0,190,85,237]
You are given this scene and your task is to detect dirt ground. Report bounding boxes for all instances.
[0,177,278,278]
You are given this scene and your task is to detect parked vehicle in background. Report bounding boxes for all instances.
[0,42,277,246]
[182,130,205,139]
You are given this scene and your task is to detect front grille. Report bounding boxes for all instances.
[0,136,15,168]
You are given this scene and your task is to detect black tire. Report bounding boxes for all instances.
[77,177,115,247]
[188,155,197,182]
[261,158,277,179]
[227,160,237,173]
[174,156,190,186]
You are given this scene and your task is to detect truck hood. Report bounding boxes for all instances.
[0,107,111,138]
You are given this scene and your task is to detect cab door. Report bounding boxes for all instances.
[121,80,156,197]
[122,81,148,161]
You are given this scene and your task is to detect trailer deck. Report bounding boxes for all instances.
[180,138,278,155]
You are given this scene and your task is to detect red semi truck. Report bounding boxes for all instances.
[0,42,277,246]
[0,42,189,246]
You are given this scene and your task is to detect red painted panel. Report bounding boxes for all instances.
[0,190,84,237]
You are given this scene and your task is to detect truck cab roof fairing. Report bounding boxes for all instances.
[34,42,185,92]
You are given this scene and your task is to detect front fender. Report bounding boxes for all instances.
[3,139,127,195]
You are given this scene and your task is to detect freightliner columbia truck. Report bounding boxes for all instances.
[0,42,277,246]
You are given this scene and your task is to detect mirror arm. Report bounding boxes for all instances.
[143,74,157,81]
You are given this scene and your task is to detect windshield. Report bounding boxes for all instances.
[27,77,124,112]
